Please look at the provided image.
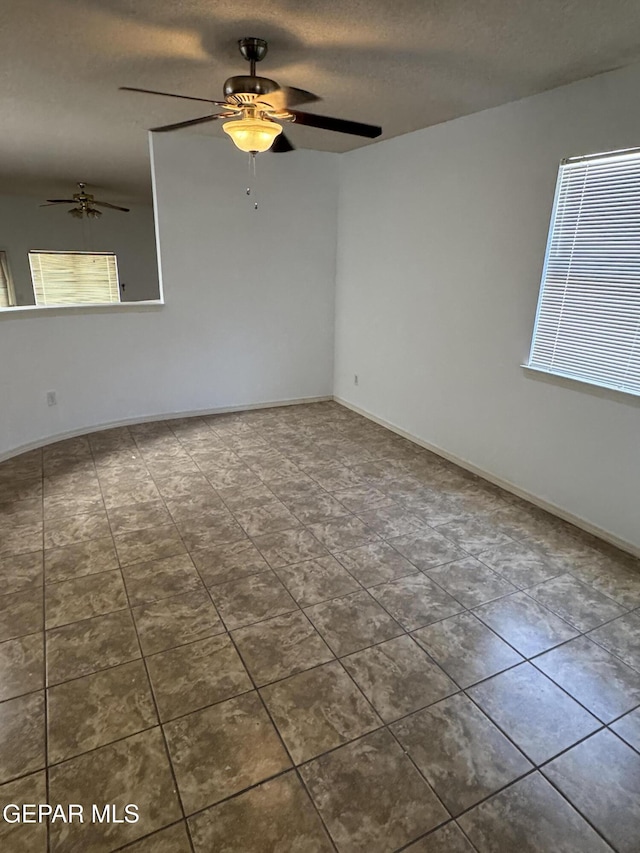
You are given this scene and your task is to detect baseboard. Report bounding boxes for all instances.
[334,396,640,559]
[0,395,333,463]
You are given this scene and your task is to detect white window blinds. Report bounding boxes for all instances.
[28,251,121,306]
[527,148,640,395]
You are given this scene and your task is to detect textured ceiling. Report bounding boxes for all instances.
[2,0,640,203]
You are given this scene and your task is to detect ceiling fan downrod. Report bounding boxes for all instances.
[238,37,268,77]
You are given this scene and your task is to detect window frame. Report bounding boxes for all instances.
[0,250,16,308]
[524,146,640,400]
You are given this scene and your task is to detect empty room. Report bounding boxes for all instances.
[1,1,639,851]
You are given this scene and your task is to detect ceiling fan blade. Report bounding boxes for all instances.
[259,86,321,110]
[150,114,225,133]
[42,199,75,204]
[93,201,130,212]
[280,86,320,106]
[271,132,295,153]
[289,110,382,138]
[120,86,228,107]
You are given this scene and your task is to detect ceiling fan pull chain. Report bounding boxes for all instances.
[252,152,258,210]
[246,152,252,201]
[245,152,259,210]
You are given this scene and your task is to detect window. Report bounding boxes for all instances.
[527,147,640,396]
[28,251,121,306]
[0,251,15,308]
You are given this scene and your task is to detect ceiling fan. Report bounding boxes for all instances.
[40,183,130,218]
[121,37,382,154]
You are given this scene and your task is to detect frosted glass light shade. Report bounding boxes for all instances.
[222,117,283,152]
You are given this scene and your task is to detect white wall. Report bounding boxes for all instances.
[0,193,158,304]
[334,63,640,551]
[0,136,338,456]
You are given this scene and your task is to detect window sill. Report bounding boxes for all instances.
[521,364,640,403]
[0,300,164,318]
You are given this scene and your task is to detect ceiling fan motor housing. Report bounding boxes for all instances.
[223,75,279,106]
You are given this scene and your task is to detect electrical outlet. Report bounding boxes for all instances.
[46,391,57,406]
[354,374,359,386]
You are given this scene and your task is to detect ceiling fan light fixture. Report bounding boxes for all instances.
[222,116,282,153]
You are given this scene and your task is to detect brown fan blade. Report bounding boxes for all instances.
[120,86,228,107]
[289,110,381,138]
[150,114,226,133]
[259,86,320,111]
[42,199,75,204]
[281,86,320,106]
[271,132,295,153]
[93,202,130,212]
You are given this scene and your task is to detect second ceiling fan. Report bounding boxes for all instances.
[121,37,382,154]
[40,183,130,218]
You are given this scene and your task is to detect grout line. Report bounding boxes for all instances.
[541,769,619,851]
[43,719,161,770]
[393,819,481,853]
[110,818,191,852]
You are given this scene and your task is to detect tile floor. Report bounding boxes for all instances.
[0,401,639,852]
